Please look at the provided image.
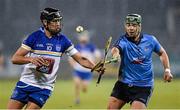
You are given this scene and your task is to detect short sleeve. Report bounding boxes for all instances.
[113,40,120,49]
[65,45,78,56]
[113,37,123,51]
[21,34,36,51]
[152,36,161,53]
[64,37,78,56]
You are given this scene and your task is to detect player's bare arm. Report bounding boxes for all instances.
[71,52,95,69]
[111,47,120,59]
[158,47,173,82]
[11,47,46,66]
[68,58,76,67]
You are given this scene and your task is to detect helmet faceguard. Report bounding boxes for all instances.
[125,14,141,25]
[125,14,142,39]
[40,7,63,35]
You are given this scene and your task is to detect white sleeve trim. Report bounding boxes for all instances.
[65,45,78,56]
[21,44,31,51]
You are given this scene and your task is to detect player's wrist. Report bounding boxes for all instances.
[165,68,171,73]
[27,57,33,63]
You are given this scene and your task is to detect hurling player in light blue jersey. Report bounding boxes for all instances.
[107,14,173,109]
[69,29,101,104]
[7,7,103,109]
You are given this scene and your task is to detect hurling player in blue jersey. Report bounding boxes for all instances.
[7,7,103,109]
[69,30,101,104]
[107,14,173,109]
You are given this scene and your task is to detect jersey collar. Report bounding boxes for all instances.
[125,33,143,45]
[39,27,45,33]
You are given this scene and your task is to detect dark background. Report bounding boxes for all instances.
[0,0,179,78]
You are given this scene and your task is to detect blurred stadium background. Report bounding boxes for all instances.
[0,0,180,109]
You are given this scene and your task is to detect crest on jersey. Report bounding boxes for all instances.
[144,47,149,51]
[56,44,61,51]
[47,45,53,51]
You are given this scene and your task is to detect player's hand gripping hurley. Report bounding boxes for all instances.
[91,36,112,85]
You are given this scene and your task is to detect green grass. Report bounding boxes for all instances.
[0,78,180,109]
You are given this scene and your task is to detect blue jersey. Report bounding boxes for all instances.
[75,43,96,53]
[73,43,97,72]
[20,27,78,91]
[114,33,161,87]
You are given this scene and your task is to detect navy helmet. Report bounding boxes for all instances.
[40,7,63,21]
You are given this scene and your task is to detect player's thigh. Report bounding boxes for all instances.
[28,88,51,108]
[131,100,146,109]
[7,81,29,109]
[130,86,153,107]
[74,77,81,85]
[107,96,126,109]
[7,99,25,109]
[73,71,83,83]
[25,101,41,109]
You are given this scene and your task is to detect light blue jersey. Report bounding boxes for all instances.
[114,33,161,87]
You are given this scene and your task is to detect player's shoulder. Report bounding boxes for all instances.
[115,34,124,42]
[142,33,159,43]
[27,27,44,39]
[58,33,70,40]
[62,35,73,45]
[116,34,127,43]
[113,35,126,48]
[119,34,126,39]
[142,33,156,40]
[58,33,73,46]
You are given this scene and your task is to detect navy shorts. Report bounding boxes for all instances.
[110,81,153,106]
[73,70,92,81]
[10,81,52,108]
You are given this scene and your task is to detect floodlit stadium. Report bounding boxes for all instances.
[0,0,180,109]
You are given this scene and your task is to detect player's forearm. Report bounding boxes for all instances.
[78,57,95,69]
[159,50,170,70]
[111,47,120,59]
[11,55,31,65]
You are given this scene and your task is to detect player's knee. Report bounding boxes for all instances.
[26,101,41,109]
[82,87,87,93]
[107,97,117,109]
[7,100,25,109]
[131,100,146,109]
[107,101,118,110]
[107,97,125,109]
[75,82,80,89]
[107,102,113,110]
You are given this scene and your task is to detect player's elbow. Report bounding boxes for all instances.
[11,57,16,64]
[11,55,18,64]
